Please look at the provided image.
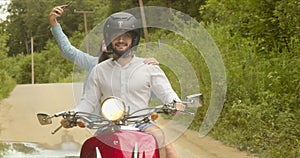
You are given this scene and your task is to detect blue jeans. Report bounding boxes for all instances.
[135,122,155,131]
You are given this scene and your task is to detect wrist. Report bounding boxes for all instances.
[50,21,58,26]
[49,16,58,26]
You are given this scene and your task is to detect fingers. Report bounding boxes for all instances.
[50,6,64,17]
[175,103,186,111]
[144,58,160,65]
[60,119,73,128]
[49,5,68,26]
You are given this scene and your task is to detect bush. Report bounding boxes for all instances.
[0,143,9,157]
[204,21,300,157]
[0,69,16,100]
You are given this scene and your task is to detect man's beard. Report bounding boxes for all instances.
[112,42,132,60]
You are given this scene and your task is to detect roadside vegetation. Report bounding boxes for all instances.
[0,0,299,157]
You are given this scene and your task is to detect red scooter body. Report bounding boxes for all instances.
[80,129,160,158]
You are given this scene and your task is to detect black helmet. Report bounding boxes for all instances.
[103,12,141,52]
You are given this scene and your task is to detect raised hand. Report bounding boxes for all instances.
[49,5,68,26]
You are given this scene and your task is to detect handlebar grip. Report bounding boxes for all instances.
[54,111,67,117]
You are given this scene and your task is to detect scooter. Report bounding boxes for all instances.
[37,93,202,158]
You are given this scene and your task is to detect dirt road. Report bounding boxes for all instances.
[0,84,257,158]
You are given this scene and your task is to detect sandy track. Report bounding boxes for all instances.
[0,84,257,157]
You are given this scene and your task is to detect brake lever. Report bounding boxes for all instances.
[176,110,195,116]
[51,125,63,134]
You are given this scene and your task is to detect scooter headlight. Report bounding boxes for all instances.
[101,97,125,121]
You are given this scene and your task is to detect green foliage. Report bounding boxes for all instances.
[141,29,211,131]
[0,143,39,157]
[1,0,206,56]
[200,0,300,53]
[33,40,73,83]
[12,143,37,154]
[0,0,300,157]
[0,28,16,100]
[200,4,300,157]
[2,0,50,55]
[0,69,16,100]
[1,0,111,56]
[0,30,84,84]
[147,30,210,94]
[165,0,206,21]
[16,34,85,84]
[203,20,300,157]
[0,143,9,157]
[213,98,300,157]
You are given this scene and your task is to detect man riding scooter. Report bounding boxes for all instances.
[65,11,185,158]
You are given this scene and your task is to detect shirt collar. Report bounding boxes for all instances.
[113,55,138,68]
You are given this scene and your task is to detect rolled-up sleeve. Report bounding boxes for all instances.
[150,66,181,104]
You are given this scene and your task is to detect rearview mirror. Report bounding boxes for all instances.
[37,113,52,125]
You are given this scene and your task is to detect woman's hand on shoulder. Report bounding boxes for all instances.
[144,55,159,65]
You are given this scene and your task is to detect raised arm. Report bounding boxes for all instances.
[49,5,98,71]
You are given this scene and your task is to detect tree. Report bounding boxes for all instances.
[3,0,50,55]
[1,0,109,56]
[200,1,300,156]
[0,27,16,99]
[200,0,300,53]
[165,0,205,21]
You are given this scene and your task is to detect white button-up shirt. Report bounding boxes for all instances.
[75,56,180,114]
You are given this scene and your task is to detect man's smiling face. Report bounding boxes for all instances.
[111,32,133,53]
